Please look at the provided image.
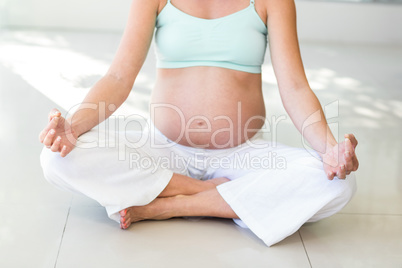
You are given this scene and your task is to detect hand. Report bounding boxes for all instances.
[38,109,78,157]
[322,134,359,180]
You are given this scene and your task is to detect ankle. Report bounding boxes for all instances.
[168,195,188,218]
[204,180,217,190]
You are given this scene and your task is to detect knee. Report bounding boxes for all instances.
[40,147,56,176]
[334,176,357,213]
[344,174,357,201]
[309,174,357,222]
[40,147,74,191]
[334,174,357,205]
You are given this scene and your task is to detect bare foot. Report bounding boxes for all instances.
[119,197,175,229]
[119,177,230,229]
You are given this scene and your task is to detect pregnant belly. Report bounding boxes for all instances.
[150,79,266,149]
[151,102,266,149]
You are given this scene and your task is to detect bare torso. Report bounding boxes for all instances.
[151,67,266,149]
[150,0,268,149]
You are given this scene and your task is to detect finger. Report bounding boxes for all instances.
[344,136,359,172]
[39,117,59,143]
[349,134,358,148]
[344,138,354,163]
[337,165,346,179]
[43,129,56,147]
[344,137,355,156]
[60,145,72,158]
[344,150,354,171]
[352,155,359,172]
[327,171,335,180]
[344,133,358,149]
[48,109,61,122]
[50,136,62,152]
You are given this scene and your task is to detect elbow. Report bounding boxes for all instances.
[278,82,310,93]
[277,75,311,94]
[106,68,135,87]
[104,71,135,95]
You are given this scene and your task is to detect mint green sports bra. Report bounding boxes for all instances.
[154,0,268,74]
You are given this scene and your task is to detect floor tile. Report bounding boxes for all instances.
[56,206,310,268]
[300,214,402,268]
[341,139,402,215]
[71,194,102,207]
[0,205,70,268]
[0,62,72,206]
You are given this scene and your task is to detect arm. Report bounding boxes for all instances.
[39,0,160,156]
[265,0,358,179]
[69,0,159,136]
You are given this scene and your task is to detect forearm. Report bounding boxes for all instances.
[280,86,337,156]
[67,74,132,137]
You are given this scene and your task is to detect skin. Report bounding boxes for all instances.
[39,0,359,229]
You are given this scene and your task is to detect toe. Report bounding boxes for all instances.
[121,218,131,229]
[119,209,132,230]
[120,215,128,224]
[119,209,127,217]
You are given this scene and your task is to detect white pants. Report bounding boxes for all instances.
[40,120,356,247]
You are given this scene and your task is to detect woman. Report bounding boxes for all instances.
[39,0,359,246]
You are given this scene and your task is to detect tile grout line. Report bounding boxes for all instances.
[54,200,72,268]
[298,230,312,268]
[338,212,402,216]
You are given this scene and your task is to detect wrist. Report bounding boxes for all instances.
[318,140,337,158]
[66,116,84,138]
[319,131,338,157]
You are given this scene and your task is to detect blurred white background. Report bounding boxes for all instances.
[1,0,402,44]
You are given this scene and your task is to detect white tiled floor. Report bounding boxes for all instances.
[0,30,401,267]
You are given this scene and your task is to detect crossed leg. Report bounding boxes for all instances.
[157,173,230,197]
[119,174,237,229]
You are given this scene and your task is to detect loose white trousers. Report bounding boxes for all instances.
[40,120,356,246]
